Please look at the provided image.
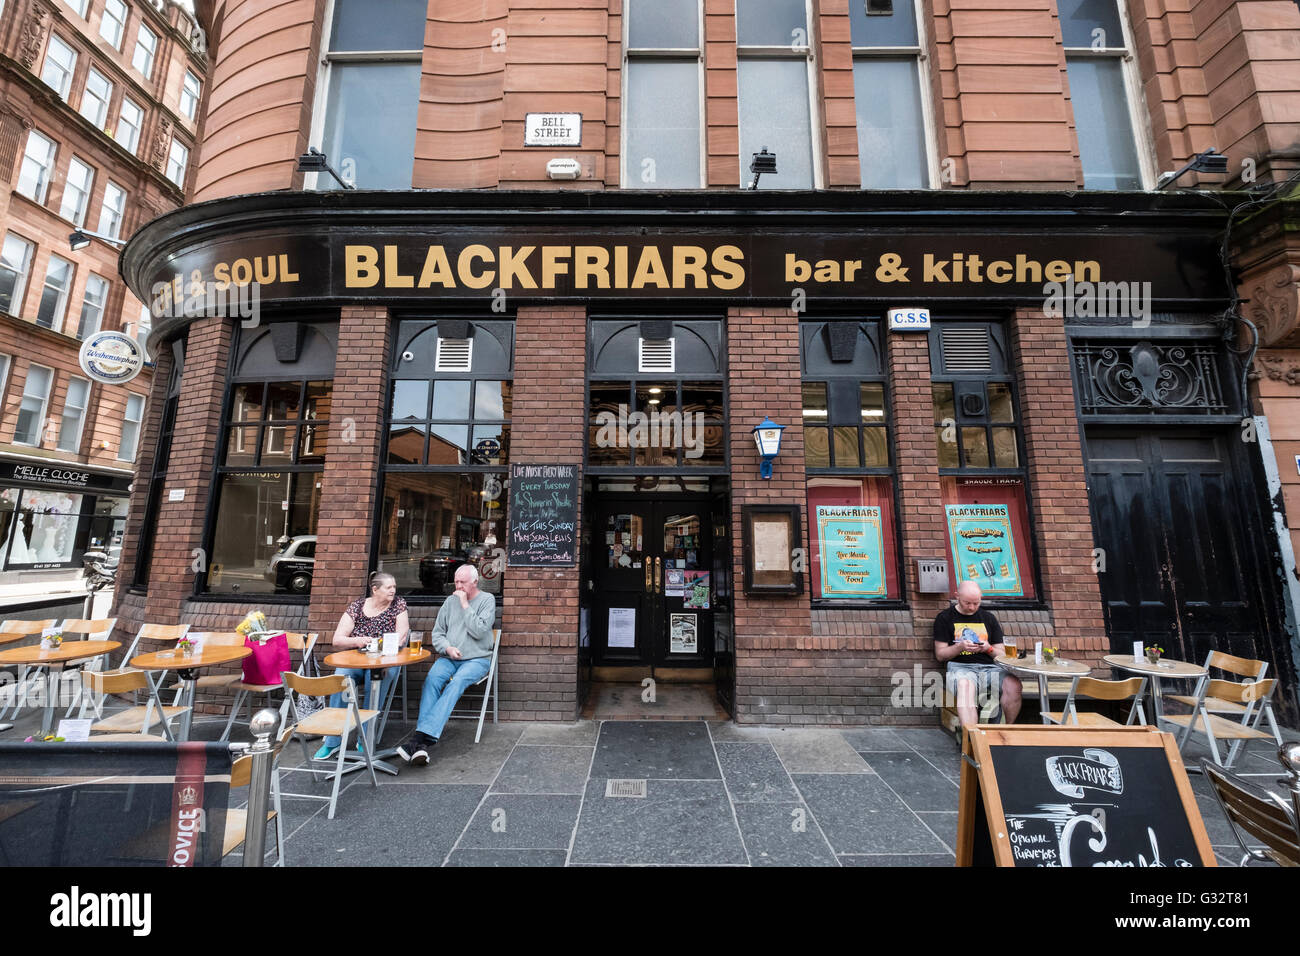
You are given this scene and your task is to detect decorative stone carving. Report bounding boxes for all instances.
[1253,354,1300,386]
[150,118,173,171]
[17,1,52,69]
[1246,263,1300,349]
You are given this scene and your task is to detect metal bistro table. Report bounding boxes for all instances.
[1102,654,1208,724]
[131,644,252,741]
[995,655,1092,724]
[0,640,120,735]
[323,646,431,775]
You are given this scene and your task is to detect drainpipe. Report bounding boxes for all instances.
[1252,415,1300,682]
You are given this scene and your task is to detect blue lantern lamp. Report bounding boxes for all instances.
[752,418,786,479]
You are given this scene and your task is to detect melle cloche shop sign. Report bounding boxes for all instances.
[144,225,1221,314]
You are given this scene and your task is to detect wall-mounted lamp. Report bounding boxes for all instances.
[1155,148,1228,190]
[68,229,124,251]
[748,148,777,190]
[752,417,786,479]
[296,147,356,189]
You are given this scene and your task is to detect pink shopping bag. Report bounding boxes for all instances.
[241,632,291,686]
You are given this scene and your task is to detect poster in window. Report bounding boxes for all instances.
[665,567,685,597]
[683,571,711,609]
[944,503,1024,596]
[816,505,887,598]
[669,613,697,654]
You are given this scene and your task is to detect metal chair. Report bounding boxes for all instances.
[446,629,501,743]
[82,669,188,738]
[1202,758,1300,866]
[1164,677,1283,768]
[57,618,119,717]
[1044,676,1148,727]
[1165,650,1267,718]
[0,619,62,722]
[280,672,378,819]
[79,623,192,727]
[220,632,319,742]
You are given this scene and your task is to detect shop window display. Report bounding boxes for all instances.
[1,489,85,569]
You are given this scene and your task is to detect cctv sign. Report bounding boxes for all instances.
[887,307,931,331]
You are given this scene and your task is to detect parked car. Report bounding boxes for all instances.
[267,535,316,593]
[418,549,468,591]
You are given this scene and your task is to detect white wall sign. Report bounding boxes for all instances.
[525,113,582,147]
[168,488,185,502]
[887,307,931,331]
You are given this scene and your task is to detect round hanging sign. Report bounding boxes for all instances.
[79,331,145,384]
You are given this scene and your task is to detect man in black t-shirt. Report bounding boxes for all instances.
[933,580,1022,727]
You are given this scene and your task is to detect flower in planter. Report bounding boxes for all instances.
[40,633,63,650]
[24,735,65,742]
[176,637,197,655]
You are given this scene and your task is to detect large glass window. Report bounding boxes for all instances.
[98,181,126,238]
[17,130,57,204]
[2,489,87,570]
[381,319,513,601]
[77,273,109,339]
[41,34,78,100]
[1061,0,1147,189]
[180,70,201,121]
[931,323,1037,598]
[80,68,113,129]
[100,0,128,48]
[588,381,724,467]
[850,0,930,188]
[119,392,145,462]
[132,23,158,78]
[37,256,74,332]
[623,0,702,188]
[60,157,94,227]
[802,321,900,601]
[737,0,816,188]
[116,98,144,154]
[166,139,189,187]
[0,234,35,317]
[206,378,332,595]
[15,364,53,446]
[317,0,424,190]
[57,376,91,453]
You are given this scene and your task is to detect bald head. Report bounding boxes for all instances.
[955,581,983,614]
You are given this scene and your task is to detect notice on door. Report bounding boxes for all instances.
[670,613,697,654]
[608,607,636,648]
[508,463,579,567]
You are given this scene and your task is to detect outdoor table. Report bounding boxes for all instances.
[1102,653,1207,724]
[131,645,252,742]
[0,631,33,646]
[995,655,1091,724]
[323,647,431,775]
[0,640,120,736]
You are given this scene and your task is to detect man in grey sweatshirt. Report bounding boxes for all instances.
[397,564,496,765]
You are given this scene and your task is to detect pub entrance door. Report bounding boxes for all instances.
[1085,429,1295,719]
[591,495,714,668]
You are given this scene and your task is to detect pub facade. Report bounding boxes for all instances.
[110,0,1300,725]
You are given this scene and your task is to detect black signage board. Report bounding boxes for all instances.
[0,461,133,495]
[956,724,1215,867]
[507,463,579,567]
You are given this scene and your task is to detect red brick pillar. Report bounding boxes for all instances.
[728,308,812,723]
[308,306,391,637]
[500,307,586,720]
[1009,309,1107,658]
[887,332,951,639]
[139,315,233,624]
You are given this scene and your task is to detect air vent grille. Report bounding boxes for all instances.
[638,338,675,373]
[941,328,991,373]
[435,337,473,372]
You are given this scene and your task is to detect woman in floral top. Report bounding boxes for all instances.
[315,571,411,759]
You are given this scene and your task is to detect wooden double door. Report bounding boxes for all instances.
[590,496,714,668]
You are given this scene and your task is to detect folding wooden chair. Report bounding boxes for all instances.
[1166,651,1268,720]
[82,670,188,738]
[57,618,118,717]
[1202,759,1300,866]
[1045,676,1148,727]
[220,633,319,742]
[446,629,501,743]
[0,619,61,722]
[223,725,294,866]
[1164,677,1283,768]
[280,672,378,819]
[79,622,191,723]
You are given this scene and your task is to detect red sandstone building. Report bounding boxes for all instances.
[0,0,204,614]
[110,0,1300,725]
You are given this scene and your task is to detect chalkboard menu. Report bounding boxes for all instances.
[507,463,579,567]
[957,725,1215,867]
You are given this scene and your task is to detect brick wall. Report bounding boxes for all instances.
[499,306,585,720]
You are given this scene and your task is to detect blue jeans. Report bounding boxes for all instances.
[416,656,491,741]
[324,667,398,748]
